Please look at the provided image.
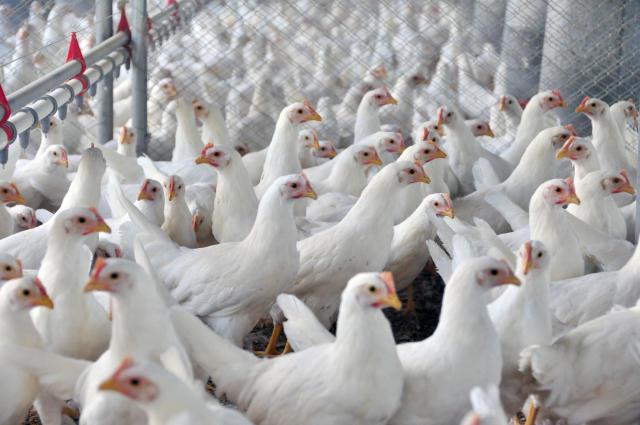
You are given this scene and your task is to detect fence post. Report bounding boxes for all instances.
[131,0,148,155]
[637,116,640,243]
[96,0,113,144]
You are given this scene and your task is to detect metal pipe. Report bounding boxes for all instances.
[4,31,130,120]
[131,0,148,155]
[0,49,127,147]
[96,0,114,144]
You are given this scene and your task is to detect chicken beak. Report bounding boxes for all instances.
[368,152,383,166]
[84,277,112,292]
[498,97,507,111]
[377,271,401,310]
[431,147,448,160]
[555,136,576,160]
[415,167,431,184]
[499,271,521,286]
[137,190,152,201]
[195,155,210,165]
[32,293,54,309]
[84,212,111,234]
[191,214,200,232]
[385,95,398,105]
[166,84,177,99]
[311,135,321,151]
[326,148,337,159]
[436,108,445,128]
[303,187,318,200]
[484,126,495,138]
[167,178,176,202]
[8,193,27,205]
[438,206,455,219]
[559,100,567,108]
[378,292,402,310]
[564,193,581,205]
[575,104,586,113]
[98,376,127,394]
[57,151,69,168]
[616,184,636,195]
[304,110,322,122]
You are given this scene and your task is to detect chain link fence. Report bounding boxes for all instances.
[1,0,639,160]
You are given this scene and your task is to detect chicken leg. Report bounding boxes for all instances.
[256,323,283,357]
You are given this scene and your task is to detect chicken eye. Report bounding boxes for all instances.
[110,272,119,279]
[291,183,298,189]
[576,146,583,151]
[368,285,376,293]
[363,152,369,156]
[555,187,562,193]
[561,134,568,139]
[2,189,8,194]
[78,217,86,223]
[548,97,553,101]
[375,95,382,99]
[409,169,416,175]
[591,103,596,108]
[477,125,482,129]
[152,187,157,192]
[434,125,439,130]
[305,136,309,140]
[297,109,303,114]
[178,185,183,190]
[434,202,440,207]
[389,140,395,144]
[213,151,221,157]
[446,112,452,117]
[490,269,498,276]
[613,177,621,183]
[130,378,140,386]
[320,147,326,151]
[508,100,513,104]
[53,152,57,156]
[5,266,11,271]
[22,289,30,296]
[537,252,543,258]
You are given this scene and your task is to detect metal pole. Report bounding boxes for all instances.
[96,0,113,144]
[131,0,148,155]
[637,117,640,243]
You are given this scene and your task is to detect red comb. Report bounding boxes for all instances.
[564,124,577,137]
[111,357,135,380]
[200,143,214,156]
[33,277,49,298]
[380,272,396,294]
[421,127,430,141]
[552,89,563,100]
[578,96,590,109]
[91,257,108,279]
[303,100,318,115]
[88,206,105,223]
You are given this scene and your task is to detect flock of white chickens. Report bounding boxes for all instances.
[1,1,640,425]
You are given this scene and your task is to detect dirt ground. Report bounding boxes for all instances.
[25,269,445,424]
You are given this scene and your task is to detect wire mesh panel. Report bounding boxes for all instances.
[1,0,638,159]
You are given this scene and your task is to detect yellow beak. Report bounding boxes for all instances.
[385,95,398,105]
[575,105,586,113]
[98,377,125,393]
[438,207,455,219]
[303,188,318,200]
[195,155,209,165]
[432,149,447,160]
[484,127,495,138]
[499,273,521,286]
[417,173,431,184]
[90,220,112,234]
[555,149,571,160]
[618,185,636,195]
[305,111,322,122]
[564,194,581,205]
[32,294,54,309]
[8,193,27,205]
[83,278,112,293]
[378,292,402,310]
